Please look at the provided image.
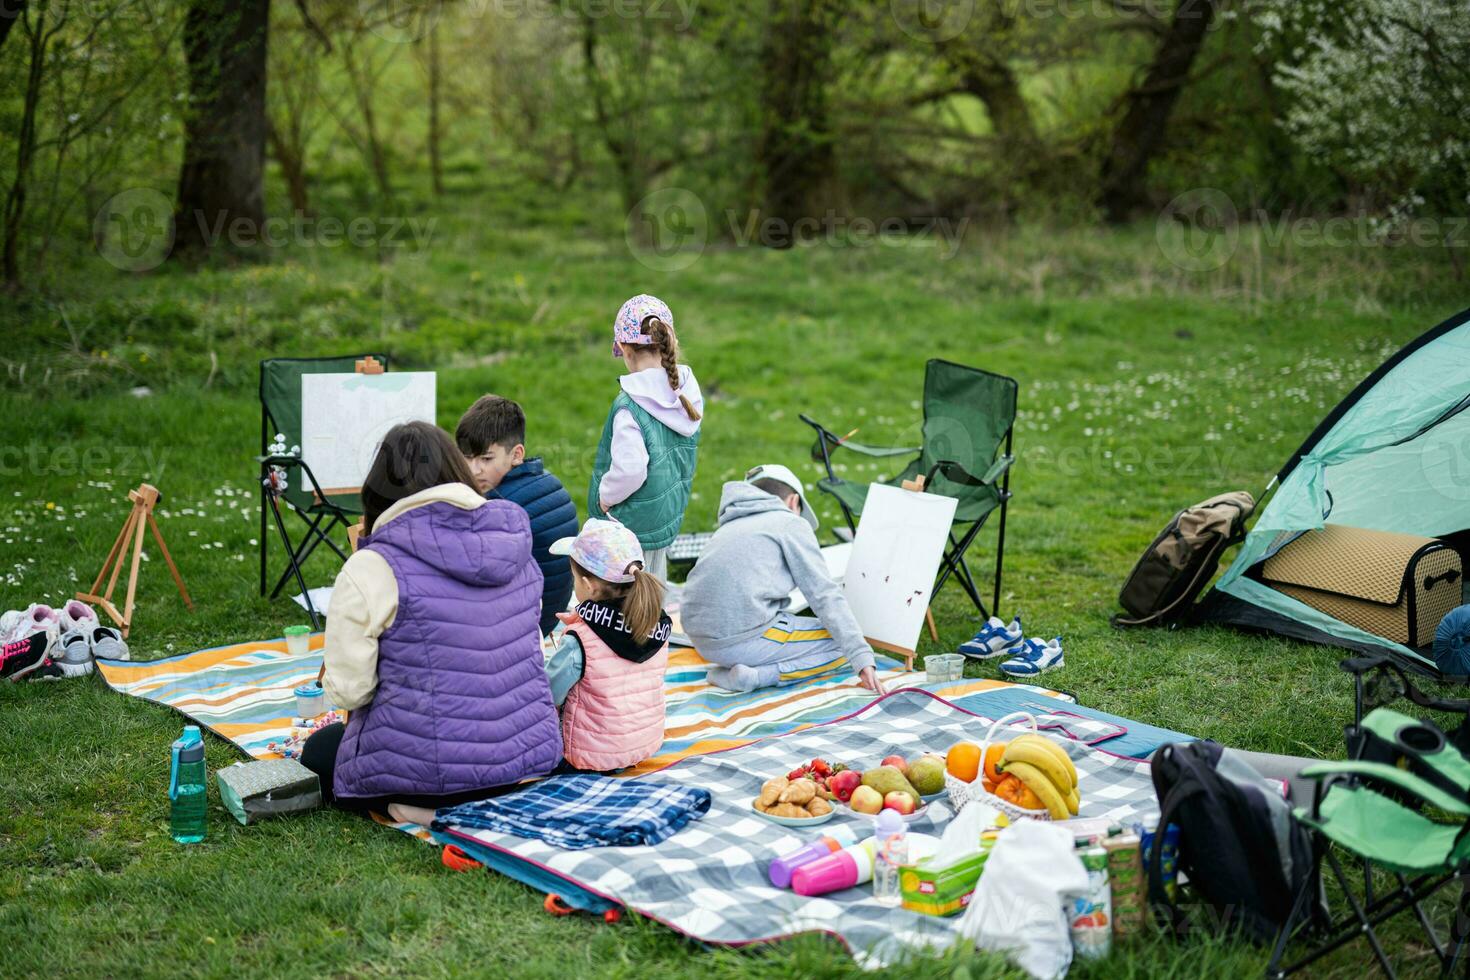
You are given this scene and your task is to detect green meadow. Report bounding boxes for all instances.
[1,187,1464,977]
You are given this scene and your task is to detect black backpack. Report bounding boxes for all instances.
[1148,741,1316,944]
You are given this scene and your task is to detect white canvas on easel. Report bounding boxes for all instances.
[301,371,436,495]
[843,483,958,664]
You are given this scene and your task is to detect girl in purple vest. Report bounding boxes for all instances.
[543,519,672,772]
[302,422,563,823]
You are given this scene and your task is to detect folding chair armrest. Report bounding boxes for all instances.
[980,454,1014,486]
[798,414,918,461]
[1299,760,1470,817]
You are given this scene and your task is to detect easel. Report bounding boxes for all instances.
[77,483,193,639]
[856,474,941,671]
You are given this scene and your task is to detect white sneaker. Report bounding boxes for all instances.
[0,604,61,645]
[90,626,130,662]
[59,599,98,634]
[57,631,96,677]
[0,610,24,643]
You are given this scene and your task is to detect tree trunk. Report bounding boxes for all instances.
[580,15,643,222]
[1,3,52,291]
[174,0,271,254]
[939,43,1037,147]
[342,40,394,201]
[756,0,836,242]
[266,118,311,216]
[426,24,444,196]
[0,0,27,52]
[1099,0,1217,222]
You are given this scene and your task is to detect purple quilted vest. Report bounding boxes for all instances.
[332,496,563,801]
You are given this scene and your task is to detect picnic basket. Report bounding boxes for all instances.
[944,712,1054,822]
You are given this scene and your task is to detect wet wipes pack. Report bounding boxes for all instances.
[216,758,322,825]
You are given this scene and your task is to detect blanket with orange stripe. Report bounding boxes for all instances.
[95,635,1060,772]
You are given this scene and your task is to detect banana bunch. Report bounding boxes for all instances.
[998,734,1079,820]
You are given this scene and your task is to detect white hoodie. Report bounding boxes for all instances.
[598,365,704,510]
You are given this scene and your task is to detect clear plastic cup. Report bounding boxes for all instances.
[283,625,311,656]
[294,682,325,719]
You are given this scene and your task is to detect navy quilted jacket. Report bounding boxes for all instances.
[490,457,579,634]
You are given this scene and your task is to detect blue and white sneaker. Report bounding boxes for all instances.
[958,614,1024,660]
[998,637,1064,677]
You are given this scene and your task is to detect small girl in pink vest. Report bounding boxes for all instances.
[544,519,672,772]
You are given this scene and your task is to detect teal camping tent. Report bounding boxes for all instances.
[1199,305,1470,678]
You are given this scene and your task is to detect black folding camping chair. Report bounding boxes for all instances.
[258,355,387,627]
[800,359,1017,618]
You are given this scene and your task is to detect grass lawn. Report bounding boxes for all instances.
[1,185,1465,977]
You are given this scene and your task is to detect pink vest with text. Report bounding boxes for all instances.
[558,611,668,772]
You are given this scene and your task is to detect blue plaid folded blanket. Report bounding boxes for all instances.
[431,774,712,850]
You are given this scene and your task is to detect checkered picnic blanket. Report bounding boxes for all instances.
[433,775,712,850]
[433,688,1159,967]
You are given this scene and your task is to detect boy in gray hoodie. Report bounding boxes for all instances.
[681,464,886,694]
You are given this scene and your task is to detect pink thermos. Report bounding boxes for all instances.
[790,839,877,896]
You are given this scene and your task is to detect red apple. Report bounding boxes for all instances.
[849,785,884,814]
[881,754,909,774]
[829,769,862,803]
[882,791,917,815]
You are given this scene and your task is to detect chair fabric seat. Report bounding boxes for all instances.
[1297,784,1468,874]
[818,474,1002,526]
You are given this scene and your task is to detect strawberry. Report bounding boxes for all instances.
[809,758,832,777]
[787,766,809,781]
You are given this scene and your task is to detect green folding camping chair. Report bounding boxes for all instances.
[800,359,1017,617]
[1268,656,1470,978]
[258,355,387,626]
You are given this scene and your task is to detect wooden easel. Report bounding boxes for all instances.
[76,483,193,639]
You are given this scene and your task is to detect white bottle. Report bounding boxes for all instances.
[872,808,908,906]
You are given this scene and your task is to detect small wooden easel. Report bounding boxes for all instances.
[77,483,194,638]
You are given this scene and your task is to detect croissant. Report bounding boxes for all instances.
[805,797,832,817]
[779,778,818,806]
[758,776,788,808]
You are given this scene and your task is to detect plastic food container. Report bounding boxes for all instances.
[294,682,325,719]
[283,625,311,656]
[925,653,965,683]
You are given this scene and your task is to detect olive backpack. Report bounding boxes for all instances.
[1114,491,1254,628]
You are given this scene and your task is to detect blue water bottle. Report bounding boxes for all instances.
[169,724,207,843]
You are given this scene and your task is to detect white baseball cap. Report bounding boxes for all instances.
[745,463,819,530]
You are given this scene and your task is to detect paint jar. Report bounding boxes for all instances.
[926,653,965,683]
[294,682,325,719]
[283,625,311,656]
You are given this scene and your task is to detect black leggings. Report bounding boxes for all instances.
[299,722,521,813]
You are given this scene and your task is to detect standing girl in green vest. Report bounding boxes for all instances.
[588,294,703,579]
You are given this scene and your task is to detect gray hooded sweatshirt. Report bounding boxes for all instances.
[681,481,875,674]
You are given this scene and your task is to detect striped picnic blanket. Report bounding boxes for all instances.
[93,635,1078,767]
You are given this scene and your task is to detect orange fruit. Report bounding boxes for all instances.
[946,741,982,782]
[993,773,1045,810]
[982,743,1007,783]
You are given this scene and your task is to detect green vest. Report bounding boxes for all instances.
[588,392,700,551]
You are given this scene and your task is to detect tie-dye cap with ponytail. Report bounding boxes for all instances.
[548,518,647,584]
[612,294,673,356]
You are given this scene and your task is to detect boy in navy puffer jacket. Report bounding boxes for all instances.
[457,395,579,635]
